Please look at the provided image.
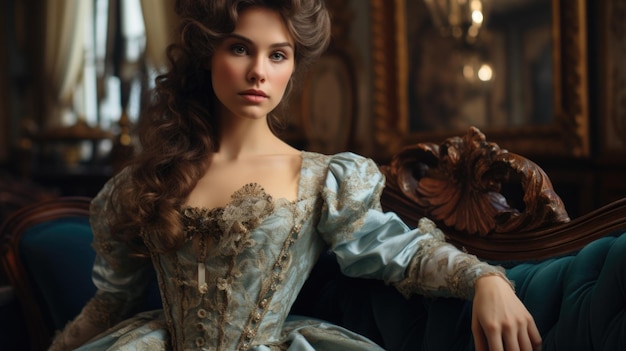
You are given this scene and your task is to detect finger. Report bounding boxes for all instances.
[516,317,543,351]
[517,328,533,351]
[528,319,543,350]
[502,325,520,351]
[486,335,504,351]
[485,326,505,351]
[472,320,489,351]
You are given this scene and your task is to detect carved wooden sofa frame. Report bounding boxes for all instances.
[2,127,626,350]
[380,127,626,261]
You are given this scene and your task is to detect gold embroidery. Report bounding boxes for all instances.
[395,218,511,300]
[236,212,304,350]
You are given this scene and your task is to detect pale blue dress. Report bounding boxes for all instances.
[55,151,505,351]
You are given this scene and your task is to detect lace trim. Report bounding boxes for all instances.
[181,206,223,243]
[49,293,133,351]
[394,234,445,299]
[394,218,511,300]
[181,183,276,296]
[182,183,275,255]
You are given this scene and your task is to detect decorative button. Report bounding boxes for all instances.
[197,309,207,318]
[195,337,205,346]
[243,328,255,340]
[195,322,205,331]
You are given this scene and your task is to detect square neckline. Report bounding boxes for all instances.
[181,151,315,213]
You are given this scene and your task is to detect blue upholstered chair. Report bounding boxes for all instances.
[0,197,95,351]
[0,196,163,351]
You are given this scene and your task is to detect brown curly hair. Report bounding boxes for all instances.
[110,0,331,254]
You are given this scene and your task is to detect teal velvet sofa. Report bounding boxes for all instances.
[2,128,626,351]
[0,197,162,351]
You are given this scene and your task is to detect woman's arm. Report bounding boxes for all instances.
[48,170,153,351]
[318,152,541,350]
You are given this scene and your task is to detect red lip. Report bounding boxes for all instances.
[239,89,268,97]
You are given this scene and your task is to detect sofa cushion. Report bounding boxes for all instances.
[20,217,97,330]
[508,232,626,350]
[19,216,163,332]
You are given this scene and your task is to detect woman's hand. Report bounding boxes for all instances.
[472,275,542,351]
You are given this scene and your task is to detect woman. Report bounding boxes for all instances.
[50,0,541,350]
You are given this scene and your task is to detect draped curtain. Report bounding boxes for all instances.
[41,0,176,128]
[140,0,177,72]
[43,0,89,127]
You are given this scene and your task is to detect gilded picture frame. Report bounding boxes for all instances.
[599,0,626,159]
[370,0,589,160]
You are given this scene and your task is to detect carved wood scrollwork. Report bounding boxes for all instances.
[381,127,570,236]
[380,128,626,261]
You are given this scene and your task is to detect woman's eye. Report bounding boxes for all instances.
[231,45,247,55]
[270,52,286,62]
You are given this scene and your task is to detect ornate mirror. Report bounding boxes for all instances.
[371,0,588,159]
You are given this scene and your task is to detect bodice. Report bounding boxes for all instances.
[148,184,325,350]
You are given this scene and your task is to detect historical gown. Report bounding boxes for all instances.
[52,151,507,351]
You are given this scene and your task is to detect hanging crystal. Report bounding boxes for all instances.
[423,0,486,44]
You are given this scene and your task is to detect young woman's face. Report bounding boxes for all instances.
[211,7,295,121]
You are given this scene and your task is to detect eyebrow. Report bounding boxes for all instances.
[225,33,294,50]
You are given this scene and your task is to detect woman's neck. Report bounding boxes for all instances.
[216,118,286,160]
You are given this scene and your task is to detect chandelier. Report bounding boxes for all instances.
[423,0,487,44]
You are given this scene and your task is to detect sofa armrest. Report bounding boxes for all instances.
[379,127,626,260]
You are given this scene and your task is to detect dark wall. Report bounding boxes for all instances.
[1,0,625,212]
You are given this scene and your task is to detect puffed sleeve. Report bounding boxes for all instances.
[49,168,153,351]
[317,152,510,300]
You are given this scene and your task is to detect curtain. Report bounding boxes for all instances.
[140,0,177,72]
[43,0,89,127]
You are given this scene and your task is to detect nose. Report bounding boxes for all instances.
[247,56,266,83]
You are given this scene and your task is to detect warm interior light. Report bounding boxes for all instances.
[471,10,483,24]
[423,0,487,43]
[477,64,493,81]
